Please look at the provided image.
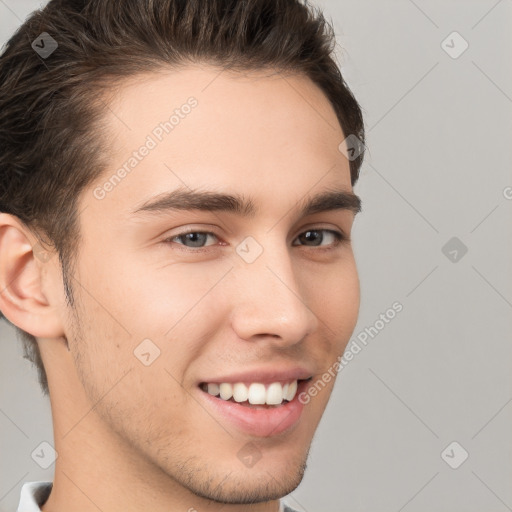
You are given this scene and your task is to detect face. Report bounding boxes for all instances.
[43,66,360,504]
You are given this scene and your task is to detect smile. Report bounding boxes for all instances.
[200,380,299,407]
[197,378,313,437]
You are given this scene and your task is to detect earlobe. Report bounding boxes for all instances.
[0,213,65,339]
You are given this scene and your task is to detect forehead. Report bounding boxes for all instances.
[85,65,352,220]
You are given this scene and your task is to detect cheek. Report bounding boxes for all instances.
[74,249,231,382]
[109,257,227,337]
[95,261,229,390]
[312,258,360,345]
[68,294,191,432]
[336,269,360,335]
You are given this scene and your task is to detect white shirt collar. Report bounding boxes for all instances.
[17,481,52,512]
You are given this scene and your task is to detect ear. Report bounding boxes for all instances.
[0,213,65,339]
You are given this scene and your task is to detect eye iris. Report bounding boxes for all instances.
[183,232,208,247]
[300,230,322,246]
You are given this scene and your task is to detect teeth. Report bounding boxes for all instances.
[204,380,299,405]
[219,382,233,400]
[233,383,248,402]
[207,383,220,396]
[248,383,266,404]
[286,379,297,401]
[266,382,283,405]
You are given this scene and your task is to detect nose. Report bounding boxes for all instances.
[229,239,319,347]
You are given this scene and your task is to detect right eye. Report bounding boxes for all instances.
[163,230,220,249]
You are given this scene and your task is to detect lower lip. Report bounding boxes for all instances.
[198,380,309,437]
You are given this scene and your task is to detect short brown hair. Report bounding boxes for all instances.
[0,0,365,396]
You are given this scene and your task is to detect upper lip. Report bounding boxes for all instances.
[199,366,314,385]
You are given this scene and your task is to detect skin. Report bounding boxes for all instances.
[0,65,360,512]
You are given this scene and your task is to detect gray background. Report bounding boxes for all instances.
[1,0,511,511]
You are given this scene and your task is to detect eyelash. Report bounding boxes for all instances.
[163,228,348,252]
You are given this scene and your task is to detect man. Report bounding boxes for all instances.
[0,0,365,510]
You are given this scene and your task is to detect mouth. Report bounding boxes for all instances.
[199,378,308,407]
[197,377,313,437]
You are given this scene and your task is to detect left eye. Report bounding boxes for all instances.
[165,229,344,249]
[293,229,344,247]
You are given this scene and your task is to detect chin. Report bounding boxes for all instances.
[191,456,308,505]
[167,445,310,505]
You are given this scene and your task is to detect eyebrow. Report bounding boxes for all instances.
[130,187,362,218]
